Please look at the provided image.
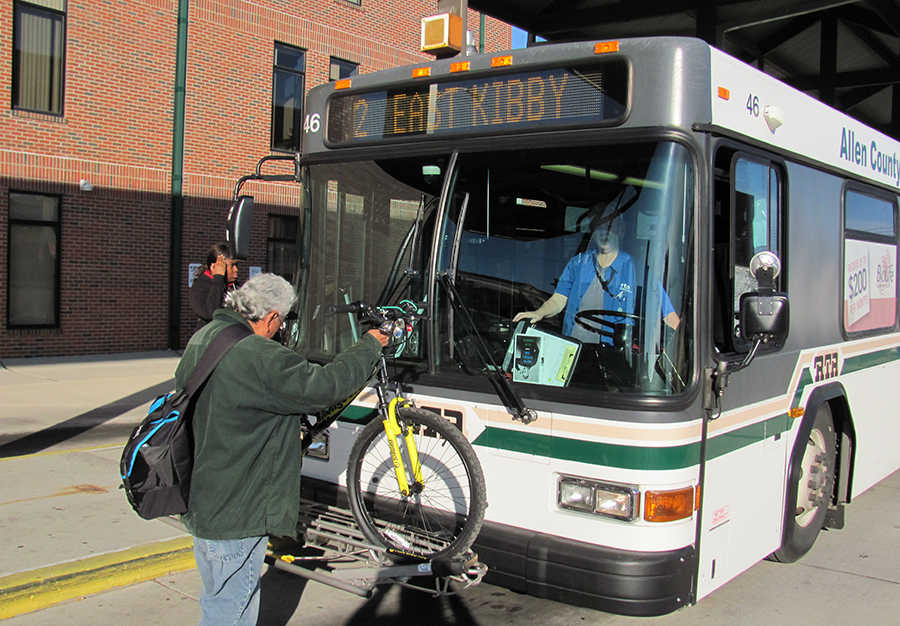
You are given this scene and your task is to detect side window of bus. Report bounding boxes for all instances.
[713,149,783,354]
[843,187,898,335]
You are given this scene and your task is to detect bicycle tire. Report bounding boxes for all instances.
[346,406,487,561]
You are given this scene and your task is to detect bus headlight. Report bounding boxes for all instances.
[558,476,638,522]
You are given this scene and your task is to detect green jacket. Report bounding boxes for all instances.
[175,309,382,540]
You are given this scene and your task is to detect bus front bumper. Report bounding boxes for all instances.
[473,521,695,617]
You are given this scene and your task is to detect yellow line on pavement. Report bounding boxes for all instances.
[0,536,196,620]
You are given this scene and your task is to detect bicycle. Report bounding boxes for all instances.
[301,299,487,563]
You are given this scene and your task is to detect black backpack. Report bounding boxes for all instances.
[120,323,251,520]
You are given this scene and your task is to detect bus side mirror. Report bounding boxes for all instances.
[739,250,789,345]
[227,195,253,260]
[739,292,789,343]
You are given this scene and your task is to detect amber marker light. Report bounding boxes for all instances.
[644,486,695,523]
[718,87,731,100]
[450,61,470,73]
[595,41,620,54]
[334,79,352,90]
[491,55,513,67]
[789,407,805,419]
[412,67,432,78]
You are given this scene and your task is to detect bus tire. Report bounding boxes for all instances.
[769,403,836,563]
[346,406,487,562]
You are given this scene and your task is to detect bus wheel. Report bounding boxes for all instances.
[769,404,837,563]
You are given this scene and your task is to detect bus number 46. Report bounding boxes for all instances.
[746,94,760,118]
[304,113,321,133]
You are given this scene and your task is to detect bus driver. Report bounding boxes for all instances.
[514,209,680,345]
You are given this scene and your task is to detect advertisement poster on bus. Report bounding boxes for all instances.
[844,239,896,332]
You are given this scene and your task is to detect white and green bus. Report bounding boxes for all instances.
[280,37,900,615]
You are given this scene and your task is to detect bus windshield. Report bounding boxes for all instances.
[295,140,694,397]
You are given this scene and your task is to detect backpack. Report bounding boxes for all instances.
[120,323,251,519]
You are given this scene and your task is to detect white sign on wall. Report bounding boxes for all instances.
[188,263,202,288]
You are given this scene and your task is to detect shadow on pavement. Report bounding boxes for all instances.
[344,580,480,626]
[258,564,310,626]
[0,378,174,458]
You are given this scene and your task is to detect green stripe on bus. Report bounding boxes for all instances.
[706,413,791,460]
[842,346,900,375]
[338,405,379,423]
[473,412,793,470]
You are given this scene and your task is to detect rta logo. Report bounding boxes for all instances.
[813,352,840,382]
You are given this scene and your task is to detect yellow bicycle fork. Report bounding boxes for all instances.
[382,397,424,496]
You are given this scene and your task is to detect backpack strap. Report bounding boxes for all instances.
[182,323,253,397]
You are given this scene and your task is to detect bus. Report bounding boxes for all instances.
[270,37,900,615]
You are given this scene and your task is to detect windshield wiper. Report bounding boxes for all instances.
[439,272,538,424]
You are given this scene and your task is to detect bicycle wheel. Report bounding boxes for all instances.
[346,406,487,561]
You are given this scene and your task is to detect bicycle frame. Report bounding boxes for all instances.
[372,358,424,497]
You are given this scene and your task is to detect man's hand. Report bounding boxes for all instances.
[513,294,568,326]
[513,310,543,324]
[211,254,227,276]
[366,328,391,347]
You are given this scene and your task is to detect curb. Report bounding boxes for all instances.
[0,537,196,620]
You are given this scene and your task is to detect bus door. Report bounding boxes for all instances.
[699,142,790,598]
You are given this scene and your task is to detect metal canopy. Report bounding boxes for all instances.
[469,0,900,140]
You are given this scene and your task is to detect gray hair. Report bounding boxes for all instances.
[225,273,297,321]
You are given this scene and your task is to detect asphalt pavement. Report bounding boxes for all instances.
[1,351,898,626]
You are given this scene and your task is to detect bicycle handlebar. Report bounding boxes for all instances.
[327,301,369,315]
[329,300,423,341]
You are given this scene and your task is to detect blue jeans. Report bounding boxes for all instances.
[193,535,268,626]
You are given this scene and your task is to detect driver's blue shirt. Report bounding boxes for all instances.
[555,250,677,340]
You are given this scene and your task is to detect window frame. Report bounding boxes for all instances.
[267,213,299,283]
[12,0,67,116]
[270,42,306,153]
[712,144,786,356]
[841,182,898,338]
[7,191,62,328]
[329,57,359,82]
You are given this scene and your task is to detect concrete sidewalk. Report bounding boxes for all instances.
[0,352,193,619]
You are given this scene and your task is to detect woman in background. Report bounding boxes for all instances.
[190,243,239,334]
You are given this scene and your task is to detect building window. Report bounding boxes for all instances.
[13,0,66,115]
[843,187,897,335]
[271,43,305,152]
[267,215,298,283]
[8,192,61,327]
[330,57,359,81]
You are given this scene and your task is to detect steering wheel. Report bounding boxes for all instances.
[574,309,641,350]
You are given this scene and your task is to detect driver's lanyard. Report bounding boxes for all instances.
[593,262,626,310]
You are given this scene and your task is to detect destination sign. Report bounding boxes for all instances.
[326,61,628,145]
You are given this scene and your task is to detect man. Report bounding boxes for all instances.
[176,273,389,626]
[514,210,679,338]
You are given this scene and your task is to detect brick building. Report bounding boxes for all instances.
[0,0,510,358]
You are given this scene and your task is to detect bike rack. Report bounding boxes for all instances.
[160,498,487,599]
[270,498,487,598]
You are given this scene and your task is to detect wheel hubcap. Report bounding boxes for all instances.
[796,428,829,527]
